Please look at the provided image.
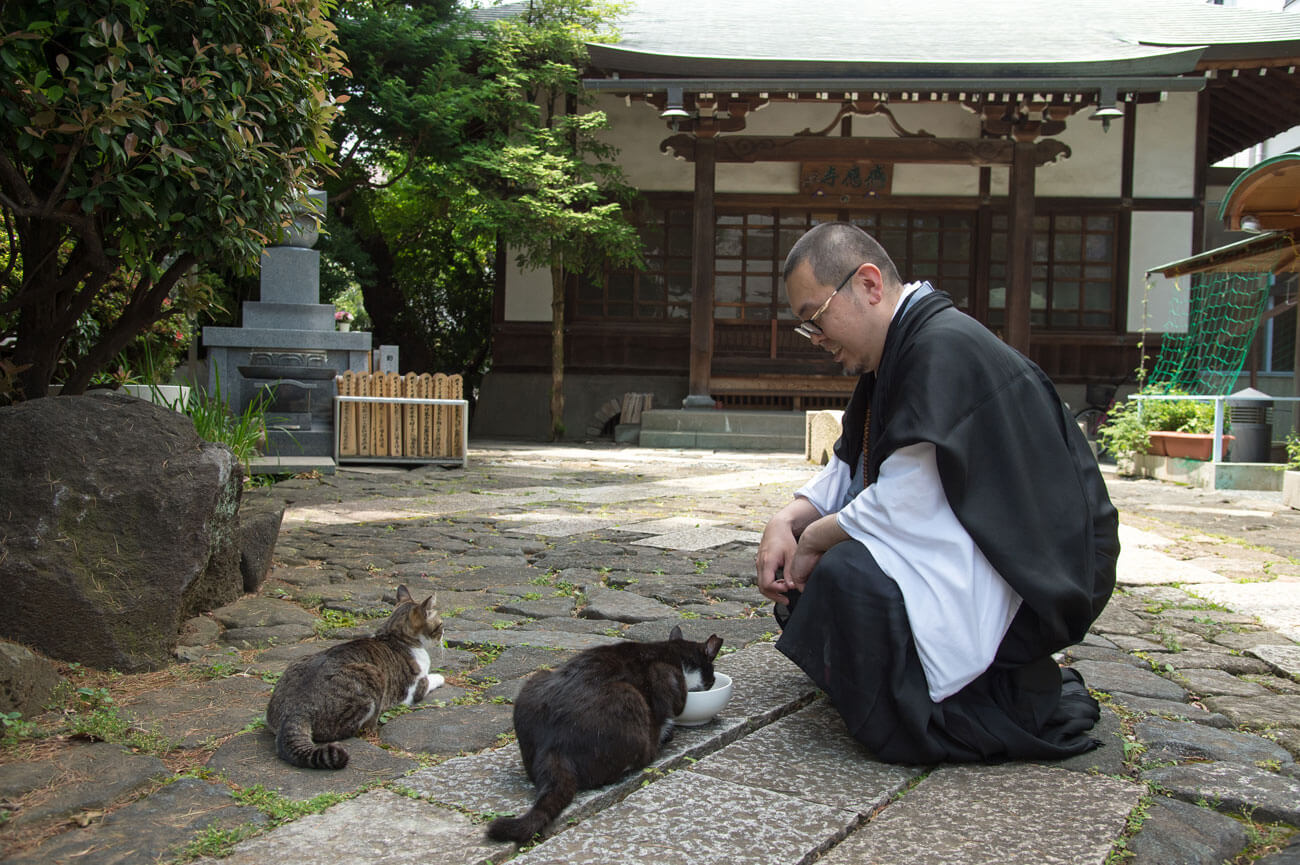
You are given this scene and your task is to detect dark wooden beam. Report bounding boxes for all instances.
[685,136,717,407]
[1005,141,1036,353]
[661,135,1071,166]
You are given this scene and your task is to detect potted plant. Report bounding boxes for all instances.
[1284,431,1300,510]
[1143,394,1231,461]
[1097,388,1232,472]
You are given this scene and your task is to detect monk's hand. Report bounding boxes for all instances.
[757,498,825,603]
[785,512,850,593]
[756,521,798,604]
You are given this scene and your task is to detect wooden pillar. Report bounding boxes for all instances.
[1005,141,1036,353]
[684,134,716,408]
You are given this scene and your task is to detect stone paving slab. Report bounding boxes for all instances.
[1176,667,1272,698]
[379,703,514,756]
[1116,546,1228,585]
[1141,761,1300,825]
[715,642,819,727]
[479,486,564,504]
[1118,525,1175,548]
[447,629,623,652]
[1071,659,1189,702]
[508,769,857,865]
[1125,795,1250,865]
[1135,716,1294,766]
[1157,650,1272,676]
[5,776,267,865]
[3,742,170,829]
[1182,581,1300,643]
[500,517,617,537]
[1200,693,1300,730]
[118,675,272,748]
[614,516,723,533]
[817,764,1141,865]
[206,729,417,801]
[1251,643,1300,679]
[1105,692,1233,728]
[194,789,501,865]
[579,586,677,622]
[630,527,763,551]
[689,699,923,814]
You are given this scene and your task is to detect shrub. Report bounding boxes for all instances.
[1096,388,1223,470]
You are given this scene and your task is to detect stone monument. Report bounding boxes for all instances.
[202,190,370,471]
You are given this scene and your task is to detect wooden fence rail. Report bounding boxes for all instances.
[335,372,466,464]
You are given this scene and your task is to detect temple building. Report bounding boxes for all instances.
[470,0,1300,442]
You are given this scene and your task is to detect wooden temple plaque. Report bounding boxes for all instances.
[799,161,893,202]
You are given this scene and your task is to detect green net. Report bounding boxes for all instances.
[1144,270,1271,395]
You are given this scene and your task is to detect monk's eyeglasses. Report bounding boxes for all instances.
[794,265,859,339]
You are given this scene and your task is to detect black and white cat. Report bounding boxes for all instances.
[265,585,444,769]
[486,625,723,844]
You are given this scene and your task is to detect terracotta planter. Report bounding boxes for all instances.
[1148,431,1232,461]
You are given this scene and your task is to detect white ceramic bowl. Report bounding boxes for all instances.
[673,672,733,726]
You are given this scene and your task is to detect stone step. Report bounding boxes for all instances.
[638,429,805,451]
[638,409,806,451]
[640,408,806,435]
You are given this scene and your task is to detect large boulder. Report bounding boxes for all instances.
[0,392,245,672]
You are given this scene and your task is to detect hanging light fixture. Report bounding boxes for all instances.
[1239,214,1262,233]
[660,86,691,120]
[1089,85,1124,133]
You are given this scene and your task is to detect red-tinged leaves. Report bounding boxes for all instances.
[3,0,345,394]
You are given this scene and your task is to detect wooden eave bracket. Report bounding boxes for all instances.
[659,134,1071,166]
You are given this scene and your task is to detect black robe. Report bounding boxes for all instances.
[776,289,1120,763]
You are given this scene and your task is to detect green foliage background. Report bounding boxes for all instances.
[0,0,343,396]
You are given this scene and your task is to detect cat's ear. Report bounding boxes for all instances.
[704,634,723,660]
[396,585,413,604]
[669,625,684,642]
[421,594,436,616]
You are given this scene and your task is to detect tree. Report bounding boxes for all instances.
[0,0,344,398]
[462,0,642,439]
[348,166,495,387]
[318,0,487,376]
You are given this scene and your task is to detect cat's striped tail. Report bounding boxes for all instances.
[485,754,577,844]
[275,714,349,770]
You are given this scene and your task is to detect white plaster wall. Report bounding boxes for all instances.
[739,100,838,136]
[894,164,981,196]
[595,95,694,191]
[988,106,1123,198]
[503,248,553,322]
[1129,211,1194,335]
[1133,92,1198,199]
[717,162,800,193]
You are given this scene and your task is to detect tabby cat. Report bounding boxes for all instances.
[265,585,444,770]
[486,625,723,844]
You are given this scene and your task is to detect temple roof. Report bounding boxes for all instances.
[584,0,1300,74]
[475,0,1300,162]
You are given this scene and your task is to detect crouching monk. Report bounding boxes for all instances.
[758,222,1119,764]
